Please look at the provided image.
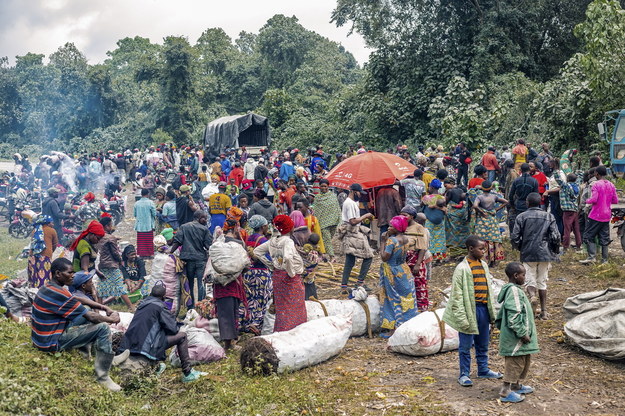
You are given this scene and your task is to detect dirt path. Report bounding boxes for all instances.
[114,190,625,415]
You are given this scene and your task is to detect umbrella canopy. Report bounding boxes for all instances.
[325,151,418,189]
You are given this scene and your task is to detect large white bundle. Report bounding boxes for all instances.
[182,309,221,341]
[387,308,459,356]
[201,183,219,199]
[208,234,250,278]
[169,326,225,366]
[105,311,134,333]
[261,296,380,337]
[249,315,352,373]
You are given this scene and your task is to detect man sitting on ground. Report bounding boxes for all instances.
[117,285,206,383]
[31,258,126,391]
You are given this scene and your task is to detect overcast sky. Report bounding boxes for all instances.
[0,0,371,66]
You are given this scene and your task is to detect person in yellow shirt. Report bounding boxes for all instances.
[423,170,435,189]
[208,182,232,234]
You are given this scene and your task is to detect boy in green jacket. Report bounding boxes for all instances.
[495,262,539,403]
[442,236,502,387]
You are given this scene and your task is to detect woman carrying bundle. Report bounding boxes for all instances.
[254,215,306,332]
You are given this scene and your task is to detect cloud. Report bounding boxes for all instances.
[0,0,371,65]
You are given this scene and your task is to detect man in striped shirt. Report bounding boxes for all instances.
[31,258,124,391]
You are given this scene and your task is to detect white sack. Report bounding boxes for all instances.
[261,315,352,373]
[182,310,221,342]
[563,288,625,360]
[169,326,225,366]
[261,296,380,337]
[387,308,459,356]
[104,311,134,333]
[209,234,250,278]
[202,183,219,199]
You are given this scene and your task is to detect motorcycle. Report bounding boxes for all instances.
[611,206,625,251]
[9,202,36,239]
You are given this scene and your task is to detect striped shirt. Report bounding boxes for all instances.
[31,282,87,351]
[469,259,488,303]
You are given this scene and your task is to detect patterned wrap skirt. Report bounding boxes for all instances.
[474,211,505,263]
[445,204,469,248]
[98,267,129,298]
[272,269,306,332]
[426,220,447,260]
[240,267,273,332]
[406,250,429,311]
[136,231,154,257]
[27,254,52,288]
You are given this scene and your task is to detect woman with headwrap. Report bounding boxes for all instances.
[27,215,58,288]
[213,220,249,350]
[379,215,418,337]
[71,220,105,273]
[222,206,247,243]
[240,215,273,335]
[401,206,430,311]
[289,209,311,247]
[97,216,135,311]
[313,179,341,260]
[472,181,508,267]
[254,215,306,332]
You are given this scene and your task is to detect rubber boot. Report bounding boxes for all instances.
[95,351,122,392]
[77,343,93,360]
[112,349,130,366]
[601,245,609,264]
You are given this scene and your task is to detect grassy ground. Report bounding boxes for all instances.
[0,319,445,416]
[0,227,29,279]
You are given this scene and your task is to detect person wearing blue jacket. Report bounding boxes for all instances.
[279,160,295,182]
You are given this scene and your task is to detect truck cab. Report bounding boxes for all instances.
[600,109,625,177]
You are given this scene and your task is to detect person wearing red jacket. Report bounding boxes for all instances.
[529,162,548,207]
[228,162,244,187]
[480,146,501,183]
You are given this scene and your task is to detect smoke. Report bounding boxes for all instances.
[50,151,77,192]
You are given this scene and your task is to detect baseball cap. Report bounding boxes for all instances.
[179,185,191,192]
[349,183,366,193]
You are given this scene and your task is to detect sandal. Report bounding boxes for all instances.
[458,376,473,387]
[478,370,503,379]
[500,391,524,403]
[514,384,534,395]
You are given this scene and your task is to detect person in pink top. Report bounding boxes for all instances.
[580,165,618,264]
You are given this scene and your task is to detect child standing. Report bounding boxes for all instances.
[443,235,502,386]
[496,262,539,403]
[557,173,582,251]
[297,233,321,300]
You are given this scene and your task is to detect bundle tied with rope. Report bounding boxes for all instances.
[241,316,352,374]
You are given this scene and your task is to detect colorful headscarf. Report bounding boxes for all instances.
[223,206,243,232]
[390,215,408,233]
[422,194,445,208]
[248,214,268,230]
[153,235,168,248]
[30,215,53,255]
[273,215,294,235]
[69,220,105,251]
[84,192,95,202]
[289,210,306,228]
[160,227,174,241]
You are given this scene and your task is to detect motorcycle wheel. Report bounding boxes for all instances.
[9,223,28,239]
[112,210,122,225]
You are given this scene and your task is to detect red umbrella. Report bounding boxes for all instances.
[325,151,418,189]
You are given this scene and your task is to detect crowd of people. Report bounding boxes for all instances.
[0,139,618,403]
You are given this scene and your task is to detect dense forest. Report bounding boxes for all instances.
[1,0,625,158]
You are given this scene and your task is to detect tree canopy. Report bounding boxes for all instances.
[1,2,625,158]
